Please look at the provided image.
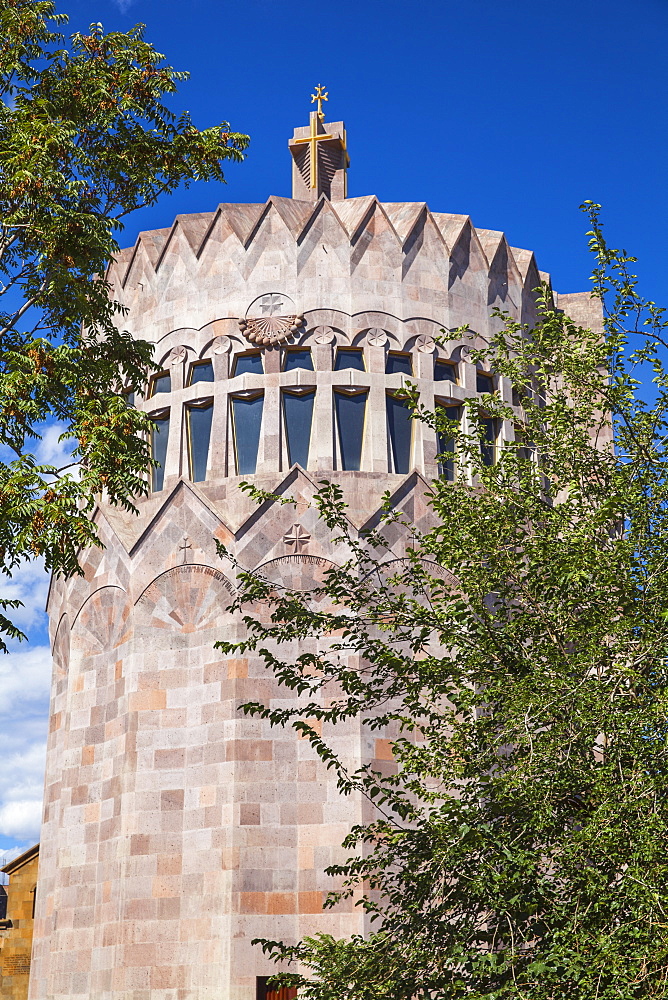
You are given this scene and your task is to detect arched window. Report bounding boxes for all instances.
[188,360,214,385]
[283,349,314,372]
[233,352,263,376]
[334,348,365,371]
[386,393,412,474]
[231,393,263,474]
[386,352,413,375]
[283,389,315,468]
[149,371,171,396]
[437,404,460,481]
[186,401,213,482]
[334,389,367,470]
[150,410,170,491]
[434,360,457,383]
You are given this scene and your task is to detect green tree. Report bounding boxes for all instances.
[222,205,668,999]
[0,0,248,646]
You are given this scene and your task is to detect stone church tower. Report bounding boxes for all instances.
[30,95,600,1000]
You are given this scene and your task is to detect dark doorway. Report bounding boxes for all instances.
[256,976,297,1000]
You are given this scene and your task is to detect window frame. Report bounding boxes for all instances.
[188,359,215,386]
[282,348,314,372]
[436,401,460,481]
[434,359,458,384]
[282,387,316,469]
[149,408,170,492]
[334,348,366,372]
[186,399,214,482]
[232,351,264,377]
[385,351,413,376]
[386,390,413,474]
[333,387,368,471]
[230,391,264,475]
[149,371,171,397]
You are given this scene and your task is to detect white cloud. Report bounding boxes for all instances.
[0,800,43,841]
[112,0,135,11]
[0,645,51,713]
[0,559,49,635]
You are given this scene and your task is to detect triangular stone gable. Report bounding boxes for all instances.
[400,208,450,315]
[121,229,170,291]
[240,200,300,283]
[331,195,377,241]
[383,202,428,246]
[216,203,266,246]
[266,195,315,241]
[295,198,352,290]
[446,218,489,335]
[348,201,403,322]
[162,212,215,262]
[432,213,467,253]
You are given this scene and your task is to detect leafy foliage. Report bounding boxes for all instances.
[0,0,248,647]
[218,205,668,999]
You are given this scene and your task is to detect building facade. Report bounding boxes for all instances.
[1,845,39,1000]
[30,101,601,1000]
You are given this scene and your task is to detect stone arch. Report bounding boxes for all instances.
[254,554,339,598]
[134,563,235,633]
[70,586,132,656]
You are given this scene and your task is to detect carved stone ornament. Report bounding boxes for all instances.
[240,291,304,347]
[239,314,305,347]
[168,345,188,365]
[366,328,388,347]
[212,336,231,354]
[283,524,310,552]
[314,325,335,344]
[416,335,436,353]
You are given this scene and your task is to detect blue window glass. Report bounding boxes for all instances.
[233,353,263,376]
[284,349,314,372]
[150,412,170,491]
[334,349,365,371]
[150,372,171,396]
[231,393,263,475]
[189,361,214,385]
[283,390,315,468]
[334,390,367,471]
[124,390,135,407]
[187,402,213,482]
[437,405,459,481]
[434,361,457,383]
[386,353,413,375]
[480,417,497,466]
[477,372,495,394]
[386,393,412,474]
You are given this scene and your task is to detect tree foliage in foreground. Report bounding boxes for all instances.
[220,205,668,999]
[0,0,248,646]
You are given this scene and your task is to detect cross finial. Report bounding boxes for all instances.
[311,84,328,121]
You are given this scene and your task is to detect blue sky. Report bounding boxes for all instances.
[0,0,666,857]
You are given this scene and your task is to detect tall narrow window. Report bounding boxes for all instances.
[186,401,213,482]
[386,352,413,375]
[150,411,170,491]
[480,416,497,466]
[386,393,412,474]
[434,360,457,383]
[233,352,263,376]
[476,371,495,394]
[334,348,365,371]
[231,393,263,475]
[149,372,171,396]
[283,349,314,372]
[188,360,214,385]
[283,389,315,468]
[437,405,459,481]
[334,389,367,471]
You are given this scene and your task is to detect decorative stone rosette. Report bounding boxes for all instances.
[239,314,305,347]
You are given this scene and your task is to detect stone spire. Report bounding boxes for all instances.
[288,85,349,201]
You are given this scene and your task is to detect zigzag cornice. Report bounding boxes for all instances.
[112,197,553,290]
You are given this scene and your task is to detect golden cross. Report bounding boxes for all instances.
[293,110,333,190]
[311,84,328,121]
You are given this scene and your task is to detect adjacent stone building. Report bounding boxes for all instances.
[30,97,602,1000]
[1,845,39,1000]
